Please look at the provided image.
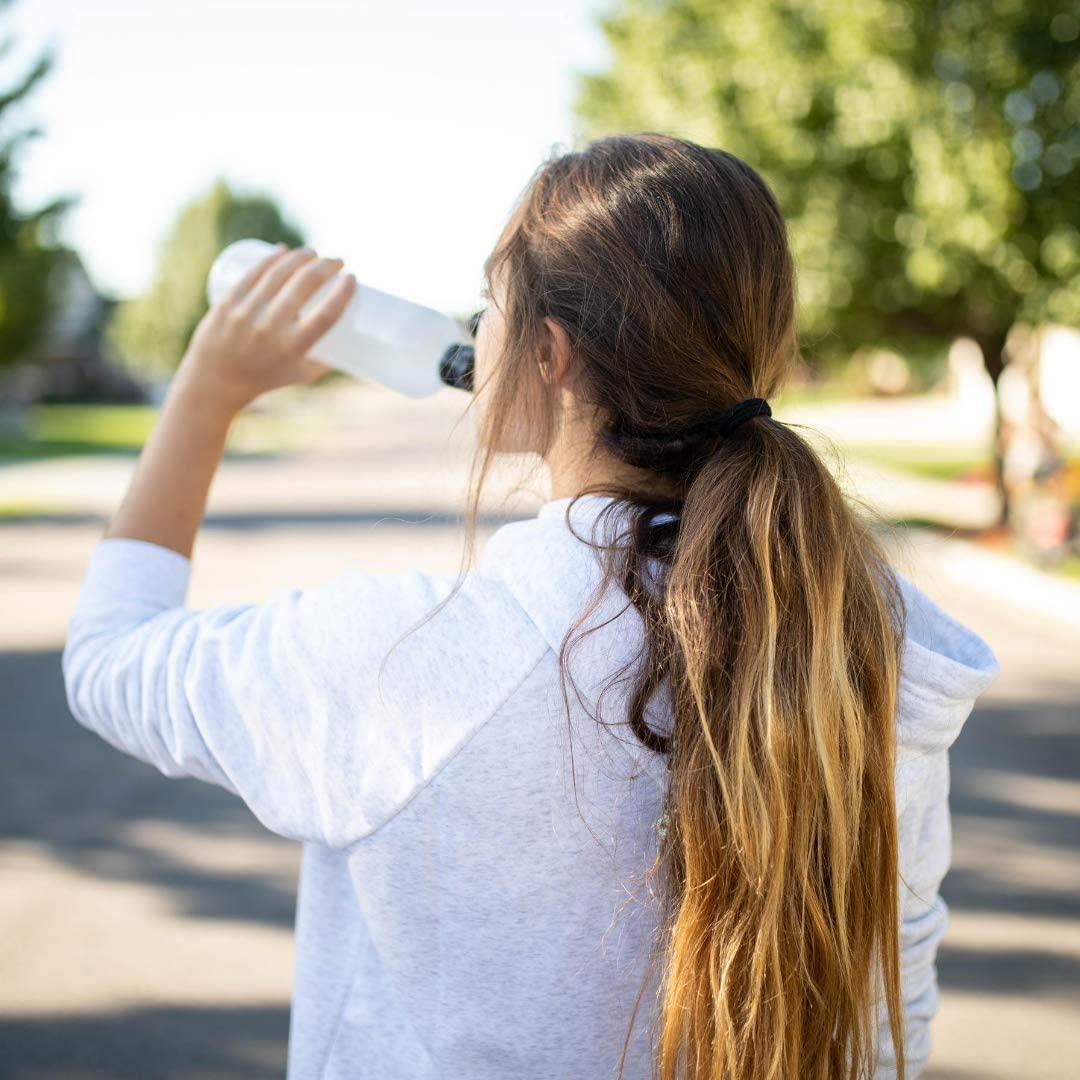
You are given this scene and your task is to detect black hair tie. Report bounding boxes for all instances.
[690,397,771,437]
[619,397,772,443]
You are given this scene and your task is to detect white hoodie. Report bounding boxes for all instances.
[62,492,1001,1079]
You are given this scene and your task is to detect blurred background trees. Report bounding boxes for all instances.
[0,0,78,376]
[105,178,305,381]
[572,0,1079,524]
[1,0,1077,552]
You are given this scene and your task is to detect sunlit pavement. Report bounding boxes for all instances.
[1,381,1077,1078]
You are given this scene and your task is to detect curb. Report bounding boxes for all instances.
[909,527,1080,633]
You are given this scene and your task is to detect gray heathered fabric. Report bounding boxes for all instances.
[63,492,1001,1079]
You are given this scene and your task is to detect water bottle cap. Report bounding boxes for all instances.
[439,343,474,392]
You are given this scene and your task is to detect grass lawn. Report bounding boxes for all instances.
[893,516,1080,582]
[1054,553,1080,580]
[857,443,1080,585]
[848,443,1080,487]
[1058,554,1080,579]
[847,445,996,481]
[771,381,866,408]
[0,401,310,464]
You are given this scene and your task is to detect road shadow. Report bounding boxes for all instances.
[0,505,527,530]
[938,694,1080,998]
[0,648,299,931]
[0,1003,288,1078]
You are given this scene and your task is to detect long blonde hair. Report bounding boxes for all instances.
[380,132,908,1079]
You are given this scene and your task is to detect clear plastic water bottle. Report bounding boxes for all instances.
[206,238,475,398]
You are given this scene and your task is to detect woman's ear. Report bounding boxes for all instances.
[540,317,573,386]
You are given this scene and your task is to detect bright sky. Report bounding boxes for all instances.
[6,0,613,315]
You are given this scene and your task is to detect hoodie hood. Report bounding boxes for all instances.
[892,568,1001,752]
[479,493,1001,754]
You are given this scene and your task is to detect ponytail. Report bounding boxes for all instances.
[572,413,907,1079]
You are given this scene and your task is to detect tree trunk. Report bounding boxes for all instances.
[976,331,1010,530]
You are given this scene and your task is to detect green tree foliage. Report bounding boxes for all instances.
[106,178,305,379]
[572,0,1079,522]
[0,0,79,372]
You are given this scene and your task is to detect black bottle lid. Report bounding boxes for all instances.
[439,343,475,392]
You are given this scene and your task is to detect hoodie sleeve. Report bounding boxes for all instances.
[60,536,458,849]
[872,570,1001,1078]
[874,747,954,1079]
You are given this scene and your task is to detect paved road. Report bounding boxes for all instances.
[1,382,1077,1078]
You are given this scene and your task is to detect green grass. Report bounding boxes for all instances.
[0,500,63,517]
[32,403,161,448]
[846,445,995,480]
[993,541,1080,582]
[772,382,864,408]
[0,402,308,464]
[1058,554,1080,580]
[848,443,1080,483]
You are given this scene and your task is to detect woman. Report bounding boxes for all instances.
[63,132,1000,1079]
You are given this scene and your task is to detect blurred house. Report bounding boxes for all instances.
[0,250,150,408]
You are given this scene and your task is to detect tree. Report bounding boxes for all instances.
[0,0,79,372]
[106,178,305,379]
[572,0,1080,526]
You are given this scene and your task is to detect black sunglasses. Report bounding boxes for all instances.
[467,307,486,338]
[439,305,486,394]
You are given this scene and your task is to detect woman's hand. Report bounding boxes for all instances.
[102,245,358,556]
[178,243,358,412]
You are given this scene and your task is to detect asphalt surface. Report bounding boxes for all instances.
[1,381,1077,1078]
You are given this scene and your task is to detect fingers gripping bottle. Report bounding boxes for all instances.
[206,238,476,398]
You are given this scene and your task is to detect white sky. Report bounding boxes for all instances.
[5,0,614,315]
